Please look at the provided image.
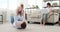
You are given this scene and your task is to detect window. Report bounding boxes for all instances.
[8,0,18,10]
[0,0,7,9]
[0,0,28,10]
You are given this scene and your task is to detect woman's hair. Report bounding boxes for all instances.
[47,3,51,6]
[20,4,24,8]
[21,22,26,29]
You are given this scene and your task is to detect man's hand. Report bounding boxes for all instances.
[49,12,54,16]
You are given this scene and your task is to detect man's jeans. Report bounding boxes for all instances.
[42,14,48,22]
[11,16,14,24]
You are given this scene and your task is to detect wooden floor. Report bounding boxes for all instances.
[0,22,60,32]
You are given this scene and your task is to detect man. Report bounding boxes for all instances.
[40,3,53,25]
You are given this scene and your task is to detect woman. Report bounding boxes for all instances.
[11,4,27,29]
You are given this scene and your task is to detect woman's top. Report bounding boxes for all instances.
[17,7,24,16]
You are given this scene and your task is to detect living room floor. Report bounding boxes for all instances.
[0,22,60,32]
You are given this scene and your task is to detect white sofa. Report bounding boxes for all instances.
[47,10,59,23]
[47,13,59,23]
[25,8,41,22]
[26,8,59,23]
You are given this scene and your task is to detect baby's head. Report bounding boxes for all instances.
[21,22,26,29]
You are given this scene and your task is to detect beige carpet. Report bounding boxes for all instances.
[0,22,60,32]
